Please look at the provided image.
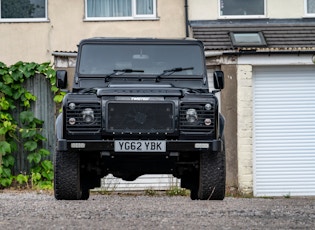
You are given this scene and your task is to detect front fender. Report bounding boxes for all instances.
[56,113,63,140]
[219,113,225,139]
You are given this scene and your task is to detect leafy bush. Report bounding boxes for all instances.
[0,61,64,190]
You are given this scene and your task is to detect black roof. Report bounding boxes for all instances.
[79,37,203,46]
[190,19,315,52]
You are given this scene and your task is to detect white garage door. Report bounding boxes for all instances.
[253,66,315,196]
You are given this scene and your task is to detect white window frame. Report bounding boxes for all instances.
[85,0,157,21]
[218,0,266,19]
[0,0,48,23]
[305,0,315,17]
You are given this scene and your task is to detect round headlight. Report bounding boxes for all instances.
[69,118,76,125]
[204,103,212,111]
[186,109,198,123]
[82,108,94,123]
[69,103,76,110]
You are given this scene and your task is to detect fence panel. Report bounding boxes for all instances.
[12,74,55,175]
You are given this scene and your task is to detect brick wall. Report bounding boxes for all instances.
[237,65,253,194]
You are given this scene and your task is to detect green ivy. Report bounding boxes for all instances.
[0,61,64,190]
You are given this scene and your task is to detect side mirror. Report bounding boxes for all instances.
[213,71,224,90]
[56,70,68,89]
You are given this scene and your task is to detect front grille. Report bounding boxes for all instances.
[66,103,101,132]
[180,102,215,131]
[106,101,174,133]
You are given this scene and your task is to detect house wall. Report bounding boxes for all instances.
[189,0,305,20]
[1,0,305,66]
[0,0,186,65]
[189,0,218,20]
[267,1,304,18]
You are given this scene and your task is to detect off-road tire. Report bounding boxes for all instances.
[198,139,226,200]
[54,150,84,200]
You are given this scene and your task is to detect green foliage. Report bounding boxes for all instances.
[166,186,189,196]
[2,155,15,167]
[0,141,11,155]
[145,188,157,196]
[0,61,62,190]
[16,173,29,187]
[31,160,54,189]
[284,193,291,199]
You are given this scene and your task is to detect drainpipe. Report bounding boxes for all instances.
[185,0,189,37]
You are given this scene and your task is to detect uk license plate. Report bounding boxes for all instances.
[114,140,166,152]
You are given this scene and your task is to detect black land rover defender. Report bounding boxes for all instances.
[54,38,225,200]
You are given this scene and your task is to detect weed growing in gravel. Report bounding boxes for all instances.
[145,188,157,196]
[166,186,189,196]
[284,193,291,198]
[95,188,116,195]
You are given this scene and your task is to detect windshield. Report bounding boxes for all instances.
[78,44,205,76]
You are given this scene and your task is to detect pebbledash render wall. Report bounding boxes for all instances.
[237,65,254,194]
[0,0,186,65]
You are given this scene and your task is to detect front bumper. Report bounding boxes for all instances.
[57,139,223,153]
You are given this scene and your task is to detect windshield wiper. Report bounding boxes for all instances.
[105,69,144,82]
[79,88,97,94]
[156,67,194,82]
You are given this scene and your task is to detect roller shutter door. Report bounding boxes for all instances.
[253,66,315,196]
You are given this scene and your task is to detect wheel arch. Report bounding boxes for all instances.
[56,113,63,140]
[219,113,225,139]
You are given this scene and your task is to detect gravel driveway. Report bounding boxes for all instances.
[0,191,314,230]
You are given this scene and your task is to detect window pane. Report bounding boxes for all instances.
[136,0,153,15]
[230,32,266,46]
[220,0,264,16]
[79,44,204,76]
[1,0,46,18]
[87,0,132,17]
[307,0,315,13]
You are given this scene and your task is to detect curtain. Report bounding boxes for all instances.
[308,0,315,14]
[136,0,153,15]
[87,0,132,17]
[220,0,264,16]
